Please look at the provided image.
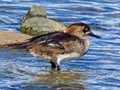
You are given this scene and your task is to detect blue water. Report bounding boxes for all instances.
[0,0,120,90]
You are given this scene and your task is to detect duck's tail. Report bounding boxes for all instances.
[7,41,31,50]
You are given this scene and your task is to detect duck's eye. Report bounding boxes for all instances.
[83,28,87,33]
[83,28,89,33]
[85,28,88,31]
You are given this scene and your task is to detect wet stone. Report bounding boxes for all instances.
[0,31,31,49]
[20,5,66,36]
[22,5,47,23]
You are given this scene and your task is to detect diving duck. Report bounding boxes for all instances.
[8,23,100,71]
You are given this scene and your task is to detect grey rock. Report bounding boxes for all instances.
[22,5,46,23]
[0,31,31,49]
[20,5,66,36]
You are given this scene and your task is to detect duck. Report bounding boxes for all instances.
[8,23,100,71]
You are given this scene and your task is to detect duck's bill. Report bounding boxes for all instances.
[89,32,100,38]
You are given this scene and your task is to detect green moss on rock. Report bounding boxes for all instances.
[20,5,66,36]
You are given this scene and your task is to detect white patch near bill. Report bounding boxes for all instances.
[57,52,81,65]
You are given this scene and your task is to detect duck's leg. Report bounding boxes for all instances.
[57,64,61,71]
[50,61,56,69]
[57,59,61,71]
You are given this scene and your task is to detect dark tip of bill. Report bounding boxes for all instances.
[89,32,100,38]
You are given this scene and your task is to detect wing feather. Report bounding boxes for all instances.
[7,31,81,51]
[29,32,81,49]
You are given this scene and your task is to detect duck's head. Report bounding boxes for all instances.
[64,23,100,38]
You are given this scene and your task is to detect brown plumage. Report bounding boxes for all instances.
[7,23,100,71]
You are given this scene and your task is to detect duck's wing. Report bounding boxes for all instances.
[28,31,61,42]
[31,32,80,49]
[7,32,81,50]
[7,32,61,50]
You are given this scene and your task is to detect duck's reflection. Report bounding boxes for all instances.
[22,70,86,90]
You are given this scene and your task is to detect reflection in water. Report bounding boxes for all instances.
[23,71,86,90]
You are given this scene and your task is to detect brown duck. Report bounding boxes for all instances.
[8,23,100,71]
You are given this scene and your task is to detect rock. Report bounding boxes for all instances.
[22,5,47,23]
[20,17,66,36]
[0,31,31,49]
[20,5,66,36]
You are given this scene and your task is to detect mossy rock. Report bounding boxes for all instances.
[20,17,66,36]
[22,5,47,23]
[20,5,66,36]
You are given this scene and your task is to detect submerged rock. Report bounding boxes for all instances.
[20,5,66,36]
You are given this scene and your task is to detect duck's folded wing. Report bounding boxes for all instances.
[34,32,80,50]
[38,38,64,49]
[7,32,61,50]
[7,32,80,51]
[28,31,61,42]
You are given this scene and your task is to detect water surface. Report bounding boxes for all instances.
[0,0,120,90]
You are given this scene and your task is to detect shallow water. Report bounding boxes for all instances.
[0,0,120,90]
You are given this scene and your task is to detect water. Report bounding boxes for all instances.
[0,0,120,90]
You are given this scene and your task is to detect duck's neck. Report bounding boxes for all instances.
[72,32,90,54]
[83,37,90,54]
[71,32,85,40]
